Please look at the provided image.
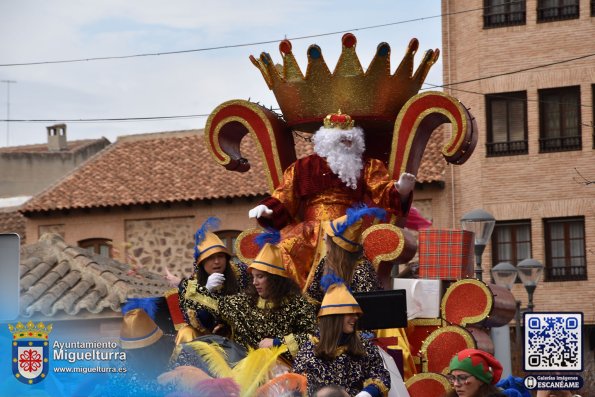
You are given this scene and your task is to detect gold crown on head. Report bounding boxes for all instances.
[250,33,439,132]
[8,321,53,340]
[323,110,354,130]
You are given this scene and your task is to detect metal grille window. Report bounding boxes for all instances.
[484,0,526,28]
[538,86,582,152]
[537,0,579,22]
[486,92,528,156]
[544,217,587,281]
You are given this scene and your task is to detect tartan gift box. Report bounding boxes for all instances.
[418,229,474,280]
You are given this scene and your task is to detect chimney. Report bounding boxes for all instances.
[47,124,68,151]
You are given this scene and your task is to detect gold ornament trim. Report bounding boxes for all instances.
[234,227,263,265]
[419,325,476,374]
[205,100,283,192]
[361,223,405,268]
[440,279,493,327]
[404,372,452,392]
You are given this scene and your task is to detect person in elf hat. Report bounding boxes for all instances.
[248,111,416,287]
[293,276,391,397]
[177,217,250,339]
[181,242,317,361]
[305,204,385,304]
[443,348,506,397]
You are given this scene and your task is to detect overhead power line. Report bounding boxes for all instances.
[1,48,593,124]
[0,4,490,67]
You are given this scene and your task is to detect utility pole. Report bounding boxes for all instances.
[1,80,17,147]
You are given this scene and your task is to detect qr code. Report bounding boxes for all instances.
[524,312,582,371]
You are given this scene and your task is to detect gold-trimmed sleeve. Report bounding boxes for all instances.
[183,280,219,312]
[283,333,300,358]
[363,378,390,397]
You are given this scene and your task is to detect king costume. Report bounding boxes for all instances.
[256,152,412,286]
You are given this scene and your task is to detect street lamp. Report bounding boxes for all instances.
[492,259,544,348]
[491,262,517,377]
[516,258,544,312]
[460,209,496,281]
[491,262,518,290]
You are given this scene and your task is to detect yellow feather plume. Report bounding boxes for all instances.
[232,345,288,397]
[169,344,184,364]
[186,341,234,378]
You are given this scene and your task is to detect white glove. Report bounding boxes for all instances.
[248,204,273,219]
[395,172,416,196]
[205,273,225,292]
[355,392,372,397]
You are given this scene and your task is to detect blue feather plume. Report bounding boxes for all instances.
[121,296,161,319]
[334,203,387,236]
[254,228,281,248]
[320,273,347,293]
[194,217,221,260]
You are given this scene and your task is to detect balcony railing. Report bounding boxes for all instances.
[484,11,526,28]
[537,4,579,22]
[545,265,587,281]
[539,135,582,152]
[486,140,528,156]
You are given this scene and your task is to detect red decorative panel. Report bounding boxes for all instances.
[405,373,452,397]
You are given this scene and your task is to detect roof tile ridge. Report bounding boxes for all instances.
[20,141,120,213]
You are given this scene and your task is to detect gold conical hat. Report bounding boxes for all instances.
[318,283,362,317]
[196,231,229,265]
[120,309,163,349]
[322,214,363,253]
[248,243,290,278]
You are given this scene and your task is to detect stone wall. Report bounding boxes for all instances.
[125,216,196,277]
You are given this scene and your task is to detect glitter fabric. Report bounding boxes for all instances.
[250,33,439,134]
[420,325,476,374]
[441,279,491,327]
[405,372,452,397]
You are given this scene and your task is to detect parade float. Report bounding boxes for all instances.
[200,33,515,397]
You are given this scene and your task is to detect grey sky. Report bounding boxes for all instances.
[0,1,444,147]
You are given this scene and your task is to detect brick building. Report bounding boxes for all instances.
[442,0,595,387]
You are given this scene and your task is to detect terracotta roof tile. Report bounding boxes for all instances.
[417,125,447,184]
[22,129,444,213]
[19,233,172,319]
[0,210,26,243]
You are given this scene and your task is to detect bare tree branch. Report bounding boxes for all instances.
[573,168,594,186]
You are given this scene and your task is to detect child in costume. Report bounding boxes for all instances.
[177,217,250,339]
[305,204,385,304]
[293,277,390,397]
[180,242,317,361]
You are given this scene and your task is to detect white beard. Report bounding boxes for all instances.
[312,126,365,190]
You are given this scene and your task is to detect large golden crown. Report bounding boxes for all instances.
[8,321,53,340]
[250,33,439,133]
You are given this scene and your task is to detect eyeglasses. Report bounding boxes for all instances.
[446,374,474,385]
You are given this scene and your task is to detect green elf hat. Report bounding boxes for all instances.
[449,348,503,385]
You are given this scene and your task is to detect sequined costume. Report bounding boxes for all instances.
[257,154,411,285]
[293,333,390,397]
[178,261,250,333]
[306,257,382,303]
[182,279,317,360]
